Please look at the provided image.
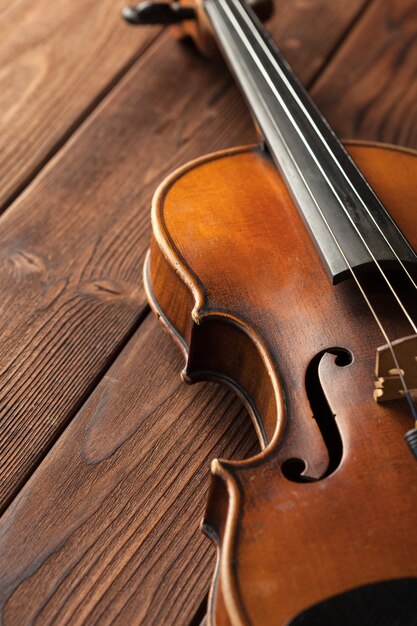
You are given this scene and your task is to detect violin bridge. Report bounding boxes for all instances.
[374,334,417,402]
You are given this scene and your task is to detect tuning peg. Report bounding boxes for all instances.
[122,2,196,25]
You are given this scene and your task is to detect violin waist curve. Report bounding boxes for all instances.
[144,142,417,626]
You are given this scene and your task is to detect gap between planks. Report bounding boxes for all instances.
[0,32,163,216]
[306,0,375,90]
[0,0,370,514]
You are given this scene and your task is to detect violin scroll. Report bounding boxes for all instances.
[122,0,273,56]
[122,2,197,26]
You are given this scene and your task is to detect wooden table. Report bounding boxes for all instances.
[0,1,416,624]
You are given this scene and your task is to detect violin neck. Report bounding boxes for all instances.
[203,0,416,283]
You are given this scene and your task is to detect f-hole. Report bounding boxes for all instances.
[281,348,353,483]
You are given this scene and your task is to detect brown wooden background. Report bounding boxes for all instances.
[0,0,416,624]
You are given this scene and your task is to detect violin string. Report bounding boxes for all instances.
[265,96,417,415]
[230,0,417,297]
[210,0,417,413]
[216,0,417,333]
[311,214,417,421]
[223,0,417,333]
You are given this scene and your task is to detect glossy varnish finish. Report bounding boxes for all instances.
[0,1,373,622]
[1,1,417,624]
[146,142,417,624]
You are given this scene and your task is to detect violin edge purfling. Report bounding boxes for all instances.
[144,141,417,626]
[124,0,417,622]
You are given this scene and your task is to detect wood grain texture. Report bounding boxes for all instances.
[312,0,417,147]
[0,0,365,510]
[0,315,259,626]
[0,0,159,210]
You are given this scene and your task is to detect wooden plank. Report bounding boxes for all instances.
[0,0,160,210]
[311,0,417,147]
[0,316,259,626]
[0,0,366,510]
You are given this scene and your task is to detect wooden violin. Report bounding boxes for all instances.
[124,1,417,624]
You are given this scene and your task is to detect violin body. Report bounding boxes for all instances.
[144,142,417,625]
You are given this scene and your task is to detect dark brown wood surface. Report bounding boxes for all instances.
[0,0,417,624]
[0,0,159,210]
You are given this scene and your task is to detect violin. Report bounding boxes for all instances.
[123,1,417,624]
